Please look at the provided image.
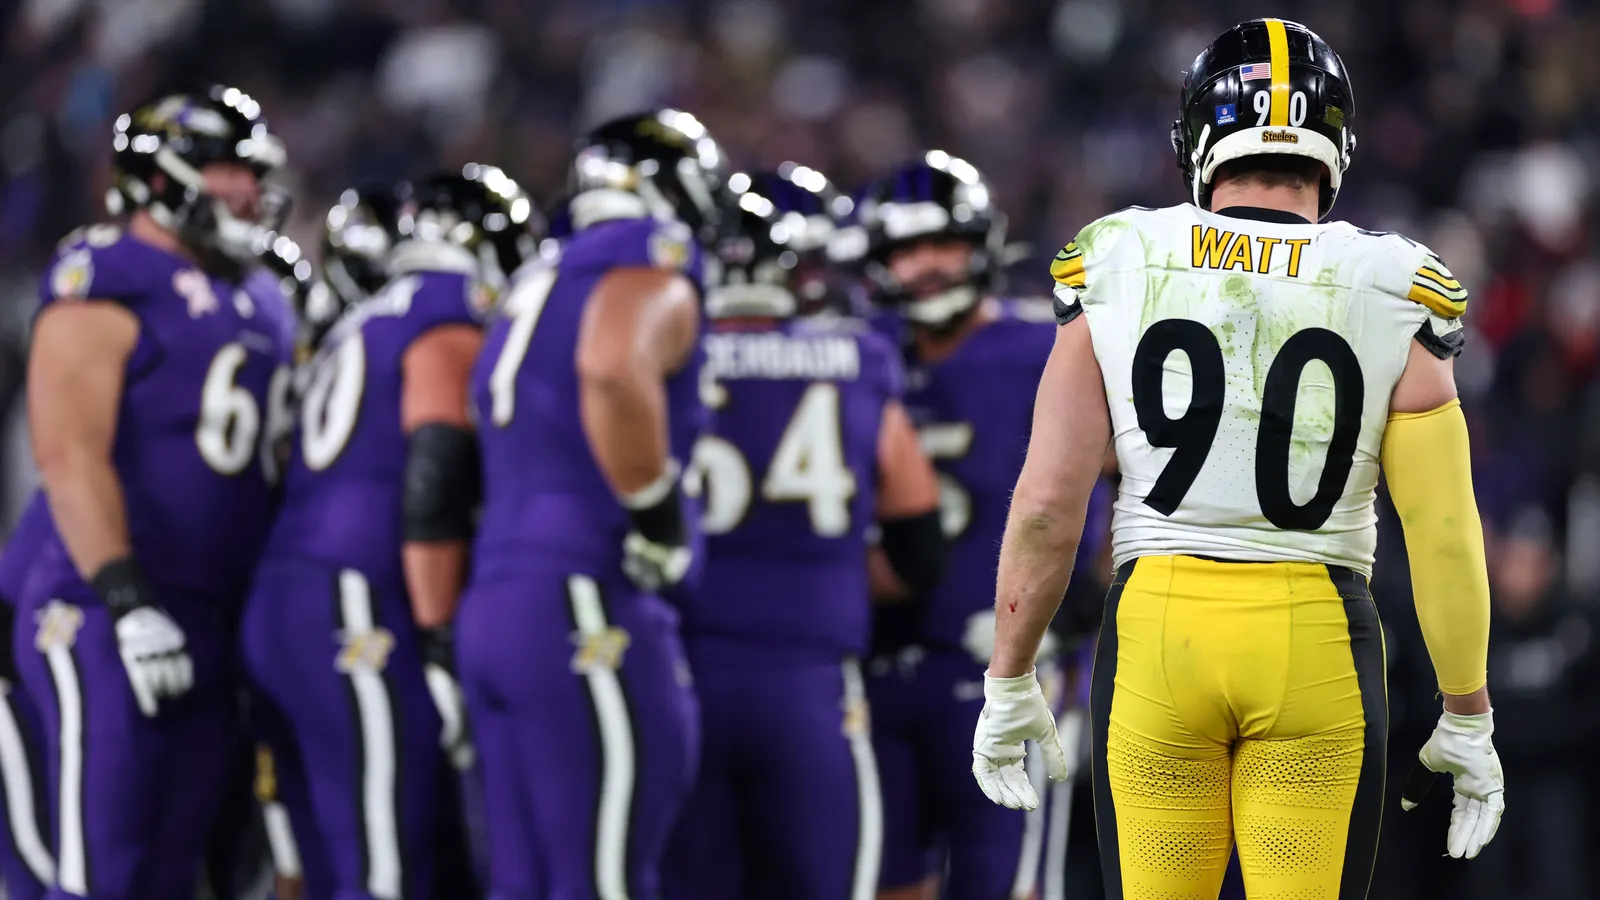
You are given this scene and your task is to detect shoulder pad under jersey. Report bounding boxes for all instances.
[1359,228,1469,359]
[39,226,162,310]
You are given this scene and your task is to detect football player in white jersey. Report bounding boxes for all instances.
[972,18,1505,900]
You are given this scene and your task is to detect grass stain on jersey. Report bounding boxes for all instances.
[1076,214,1131,259]
[1255,263,1344,504]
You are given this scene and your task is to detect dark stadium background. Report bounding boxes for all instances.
[0,0,1596,898]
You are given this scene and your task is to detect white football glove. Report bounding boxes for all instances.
[621,532,692,593]
[1400,710,1506,859]
[973,670,1069,810]
[424,662,475,772]
[961,610,1059,667]
[114,606,193,718]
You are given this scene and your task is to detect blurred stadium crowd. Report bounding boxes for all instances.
[0,0,1597,897]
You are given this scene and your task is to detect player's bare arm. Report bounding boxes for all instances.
[29,301,138,577]
[577,267,700,496]
[400,323,484,629]
[872,398,945,598]
[876,400,940,518]
[989,315,1110,679]
[401,319,486,774]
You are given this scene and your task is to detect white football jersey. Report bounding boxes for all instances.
[1052,203,1468,575]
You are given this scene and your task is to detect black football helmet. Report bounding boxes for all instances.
[734,164,851,316]
[257,232,340,357]
[1172,18,1356,219]
[109,85,289,263]
[323,182,406,310]
[855,151,1007,332]
[395,163,544,291]
[257,231,314,312]
[709,164,851,319]
[567,109,741,248]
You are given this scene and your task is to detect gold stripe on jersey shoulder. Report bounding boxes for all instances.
[1418,265,1461,291]
[1265,18,1291,126]
[1410,255,1469,317]
[1407,282,1468,319]
[1413,271,1468,301]
[1051,242,1086,289]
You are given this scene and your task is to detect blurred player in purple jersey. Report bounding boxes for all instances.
[0,499,56,900]
[183,232,310,900]
[852,153,1074,900]
[458,109,739,900]
[243,168,537,900]
[661,166,944,900]
[15,86,292,899]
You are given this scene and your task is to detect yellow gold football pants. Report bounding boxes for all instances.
[1090,556,1387,900]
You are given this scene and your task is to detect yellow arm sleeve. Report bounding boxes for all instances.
[1380,398,1490,695]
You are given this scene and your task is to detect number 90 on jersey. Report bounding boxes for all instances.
[1132,319,1364,532]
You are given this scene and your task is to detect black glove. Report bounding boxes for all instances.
[420,624,474,771]
[620,463,693,592]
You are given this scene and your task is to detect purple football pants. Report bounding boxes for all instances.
[242,561,443,900]
[457,565,698,900]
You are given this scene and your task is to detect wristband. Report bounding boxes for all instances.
[621,460,686,547]
[1439,709,1494,735]
[620,459,681,510]
[983,669,1041,699]
[420,623,456,673]
[90,556,155,619]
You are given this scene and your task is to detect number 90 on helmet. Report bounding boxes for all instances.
[1171,18,1356,220]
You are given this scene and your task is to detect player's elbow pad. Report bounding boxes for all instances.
[1381,399,1490,696]
[880,509,946,595]
[403,424,481,543]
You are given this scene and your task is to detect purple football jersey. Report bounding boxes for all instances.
[678,316,904,658]
[901,302,1055,649]
[263,267,483,585]
[471,218,711,582]
[29,228,290,600]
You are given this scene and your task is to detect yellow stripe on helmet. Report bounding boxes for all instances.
[1265,18,1290,126]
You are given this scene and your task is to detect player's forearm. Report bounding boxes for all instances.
[990,502,1081,678]
[37,449,132,580]
[1381,399,1491,696]
[990,318,1109,678]
[580,363,672,497]
[403,542,467,629]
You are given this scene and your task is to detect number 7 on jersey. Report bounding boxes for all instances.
[487,266,558,426]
